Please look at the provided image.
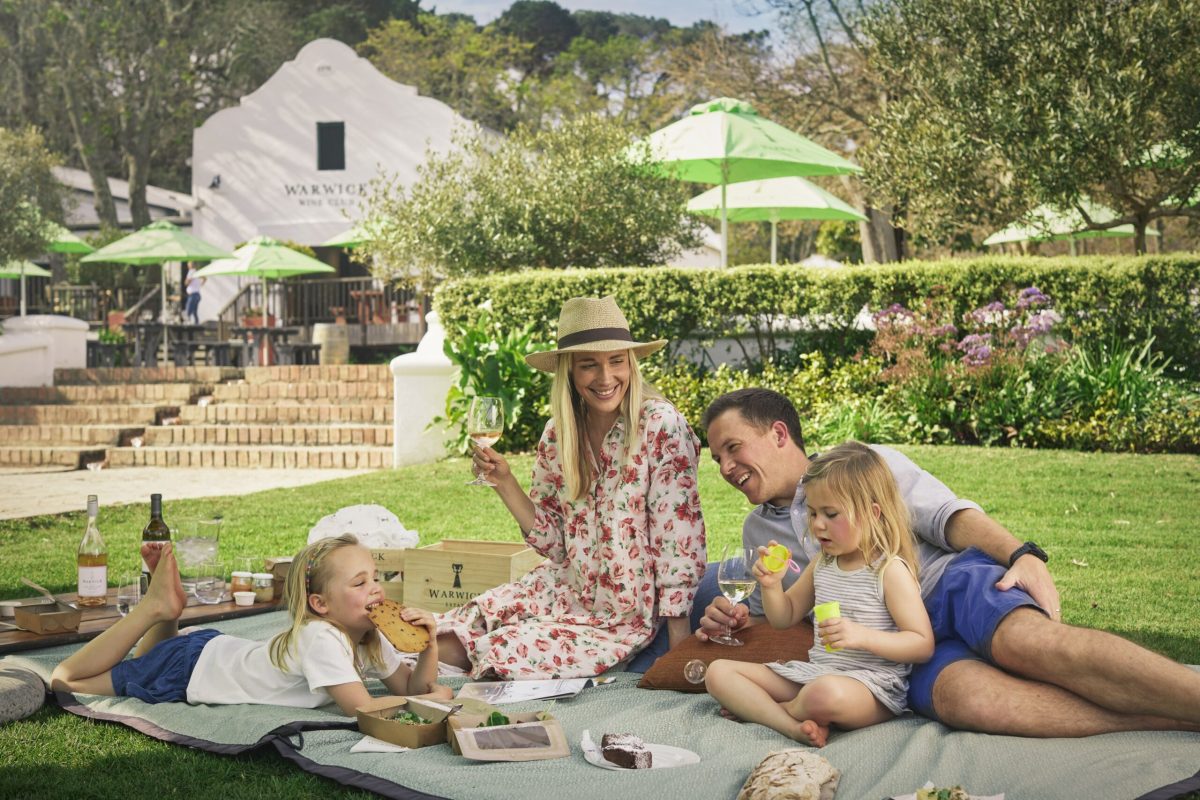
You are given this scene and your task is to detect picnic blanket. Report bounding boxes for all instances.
[5,611,1199,800]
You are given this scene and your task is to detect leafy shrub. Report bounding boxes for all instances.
[436,255,1200,379]
[435,306,551,452]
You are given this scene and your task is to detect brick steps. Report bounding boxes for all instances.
[107,445,392,469]
[0,384,206,404]
[0,424,139,446]
[55,366,240,385]
[178,403,392,424]
[210,382,391,402]
[0,404,171,425]
[241,364,391,384]
[0,365,396,470]
[143,424,392,447]
[0,445,106,468]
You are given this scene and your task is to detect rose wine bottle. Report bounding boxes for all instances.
[77,495,108,608]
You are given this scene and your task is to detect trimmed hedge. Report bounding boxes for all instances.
[435,255,1200,379]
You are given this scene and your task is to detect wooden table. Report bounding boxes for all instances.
[231,326,301,366]
[0,588,280,656]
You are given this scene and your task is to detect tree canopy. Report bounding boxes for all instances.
[864,0,1200,252]
[0,126,61,265]
[361,114,703,286]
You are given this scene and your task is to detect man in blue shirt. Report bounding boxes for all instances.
[696,387,1200,736]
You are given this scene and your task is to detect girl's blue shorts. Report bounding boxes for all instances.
[110,628,222,703]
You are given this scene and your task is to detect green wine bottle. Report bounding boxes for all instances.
[141,493,171,592]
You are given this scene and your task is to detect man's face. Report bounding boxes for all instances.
[706,409,798,507]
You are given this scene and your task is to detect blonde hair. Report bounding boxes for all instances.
[802,441,919,583]
[551,349,662,501]
[268,534,384,674]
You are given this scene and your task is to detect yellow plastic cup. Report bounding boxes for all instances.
[813,601,842,652]
[761,544,790,573]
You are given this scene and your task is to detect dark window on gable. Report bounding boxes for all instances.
[317,122,345,171]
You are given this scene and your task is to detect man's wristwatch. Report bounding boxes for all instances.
[1008,541,1049,568]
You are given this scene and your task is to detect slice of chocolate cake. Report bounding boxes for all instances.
[601,733,653,769]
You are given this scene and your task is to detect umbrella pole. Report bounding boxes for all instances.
[771,221,778,266]
[20,272,27,316]
[720,178,728,269]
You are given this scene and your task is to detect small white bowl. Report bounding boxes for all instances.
[233,591,256,607]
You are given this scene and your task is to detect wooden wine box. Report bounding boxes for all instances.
[369,548,409,602]
[397,540,545,612]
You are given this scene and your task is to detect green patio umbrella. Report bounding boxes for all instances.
[641,98,862,267]
[687,176,866,265]
[320,223,375,249]
[43,222,94,255]
[983,200,1159,254]
[0,260,52,317]
[81,219,234,326]
[193,236,335,326]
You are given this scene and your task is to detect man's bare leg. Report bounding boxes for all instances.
[50,545,186,696]
[990,608,1200,728]
[933,658,1198,737]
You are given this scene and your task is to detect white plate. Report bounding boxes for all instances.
[580,730,700,771]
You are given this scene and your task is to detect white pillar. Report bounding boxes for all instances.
[389,310,456,468]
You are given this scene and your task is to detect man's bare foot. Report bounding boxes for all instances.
[144,545,187,620]
[792,719,829,747]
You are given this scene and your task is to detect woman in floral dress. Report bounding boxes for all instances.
[436,296,707,679]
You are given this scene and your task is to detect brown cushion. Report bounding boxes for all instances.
[638,621,814,693]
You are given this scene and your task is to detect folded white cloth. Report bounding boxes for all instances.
[350,735,410,754]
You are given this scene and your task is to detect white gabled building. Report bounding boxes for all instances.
[191,38,473,316]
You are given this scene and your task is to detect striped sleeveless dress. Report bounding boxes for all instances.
[767,554,911,715]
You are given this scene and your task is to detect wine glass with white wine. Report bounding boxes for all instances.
[465,396,504,487]
[712,545,757,646]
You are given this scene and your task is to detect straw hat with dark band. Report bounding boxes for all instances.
[525,296,666,373]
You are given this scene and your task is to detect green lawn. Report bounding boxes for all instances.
[1,446,1198,799]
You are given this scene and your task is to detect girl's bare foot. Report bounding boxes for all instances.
[794,719,829,747]
[144,545,187,621]
[718,706,743,721]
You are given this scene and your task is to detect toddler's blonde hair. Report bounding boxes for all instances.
[802,442,919,582]
[268,534,384,674]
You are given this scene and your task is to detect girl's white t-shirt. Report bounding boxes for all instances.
[185,620,406,708]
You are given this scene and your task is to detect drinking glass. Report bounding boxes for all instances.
[176,519,221,591]
[116,574,141,617]
[711,545,757,646]
[192,560,227,605]
[465,396,504,487]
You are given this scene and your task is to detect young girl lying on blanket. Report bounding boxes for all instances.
[50,534,452,715]
[705,442,935,746]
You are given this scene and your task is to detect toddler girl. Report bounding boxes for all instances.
[705,441,935,746]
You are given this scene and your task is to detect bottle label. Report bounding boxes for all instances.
[79,566,107,596]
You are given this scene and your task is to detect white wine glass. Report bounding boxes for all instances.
[465,396,504,487]
[712,545,757,646]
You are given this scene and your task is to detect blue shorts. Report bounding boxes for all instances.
[907,549,1046,721]
[110,628,221,703]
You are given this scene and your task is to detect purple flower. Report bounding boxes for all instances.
[965,301,1007,327]
[872,303,912,326]
[1016,287,1050,310]
[1024,309,1062,333]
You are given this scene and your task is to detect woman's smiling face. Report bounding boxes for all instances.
[570,350,630,420]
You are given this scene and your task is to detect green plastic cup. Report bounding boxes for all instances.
[813,601,842,651]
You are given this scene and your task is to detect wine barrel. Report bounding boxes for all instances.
[312,322,349,365]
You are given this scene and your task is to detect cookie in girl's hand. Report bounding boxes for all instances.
[367,600,431,653]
